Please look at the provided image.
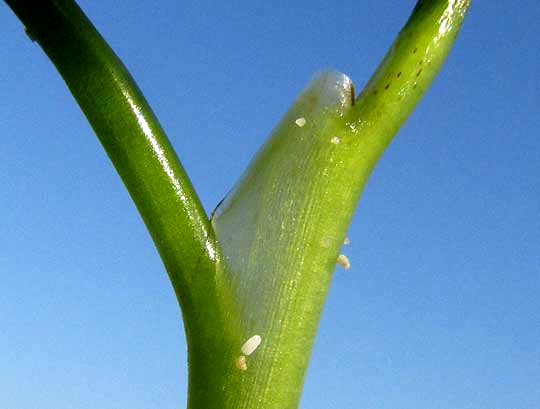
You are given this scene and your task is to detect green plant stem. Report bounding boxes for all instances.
[208,1,470,408]
[4,1,470,408]
[4,0,226,345]
[346,0,472,166]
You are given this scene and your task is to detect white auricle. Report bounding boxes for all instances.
[295,117,306,127]
[241,334,262,356]
[337,254,351,269]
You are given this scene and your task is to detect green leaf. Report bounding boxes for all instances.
[205,2,471,408]
[4,0,220,318]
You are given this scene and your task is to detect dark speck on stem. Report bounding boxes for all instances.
[25,27,36,42]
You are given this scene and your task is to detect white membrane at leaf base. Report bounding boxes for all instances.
[241,335,262,356]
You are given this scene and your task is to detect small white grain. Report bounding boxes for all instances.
[330,136,341,144]
[295,117,306,127]
[241,335,262,356]
[337,254,351,269]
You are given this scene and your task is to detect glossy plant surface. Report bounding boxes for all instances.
[4,1,470,408]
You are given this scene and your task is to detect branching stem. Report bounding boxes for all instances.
[4,1,470,408]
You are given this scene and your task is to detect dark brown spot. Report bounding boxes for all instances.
[397,72,402,78]
[25,27,37,42]
[384,83,390,90]
[416,69,423,77]
[413,47,418,54]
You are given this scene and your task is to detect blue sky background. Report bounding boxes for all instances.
[1,1,539,408]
